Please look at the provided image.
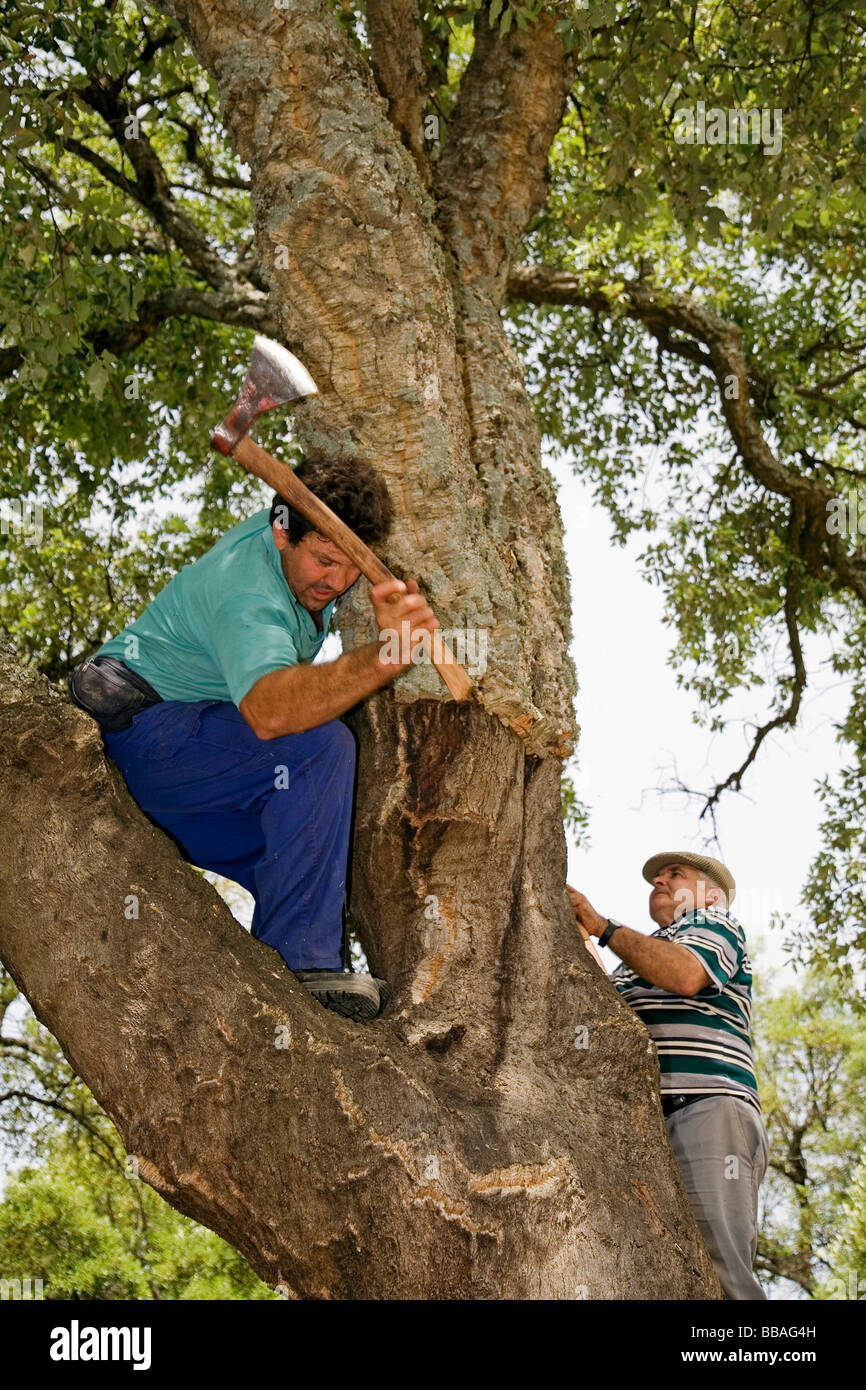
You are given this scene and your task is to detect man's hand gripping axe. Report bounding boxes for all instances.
[211,336,473,701]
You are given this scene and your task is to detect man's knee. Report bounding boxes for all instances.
[325,718,356,757]
[313,718,355,763]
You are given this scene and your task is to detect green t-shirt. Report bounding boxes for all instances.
[96,508,335,706]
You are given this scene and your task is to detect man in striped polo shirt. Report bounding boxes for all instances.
[568,852,768,1300]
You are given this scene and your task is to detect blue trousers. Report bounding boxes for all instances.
[103,699,356,971]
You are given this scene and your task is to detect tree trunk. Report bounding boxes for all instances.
[0,0,721,1298]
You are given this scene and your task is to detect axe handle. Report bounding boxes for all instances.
[231,435,474,702]
[583,934,607,971]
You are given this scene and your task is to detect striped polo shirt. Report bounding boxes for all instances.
[611,906,761,1110]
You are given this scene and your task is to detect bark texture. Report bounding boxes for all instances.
[0,0,723,1298]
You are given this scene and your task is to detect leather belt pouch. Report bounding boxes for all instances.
[68,656,163,733]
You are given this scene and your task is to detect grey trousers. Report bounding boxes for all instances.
[666,1096,769,1300]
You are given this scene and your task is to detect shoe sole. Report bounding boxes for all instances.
[295,971,383,1022]
[372,977,392,1012]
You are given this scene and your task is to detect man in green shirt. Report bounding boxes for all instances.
[70,456,439,1022]
[569,851,769,1299]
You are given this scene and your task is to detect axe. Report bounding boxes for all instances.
[211,336,473,702]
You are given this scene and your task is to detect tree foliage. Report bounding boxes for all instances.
[0,0,272,678]
[754,963,866,1296]
[827,1154,866,1298]
[0,964,273,1298]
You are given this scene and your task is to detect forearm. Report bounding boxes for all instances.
[241,643,401,737]
[606,926,708,995]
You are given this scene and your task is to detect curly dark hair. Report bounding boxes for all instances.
[269,456,393,548]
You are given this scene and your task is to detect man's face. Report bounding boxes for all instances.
[648,863,722,926]
[273,526,361,614]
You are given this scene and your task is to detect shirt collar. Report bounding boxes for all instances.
[266,524,335,638]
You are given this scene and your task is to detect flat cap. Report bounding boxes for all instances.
[641,851,736,903]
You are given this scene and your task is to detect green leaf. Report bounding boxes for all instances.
[85,360,109,399]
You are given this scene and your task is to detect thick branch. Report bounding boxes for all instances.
[365,0,432,184]
[435,9,577,296]
[0,644,719,1298]
[507,264,866,607]
[90,284,275,353]
[0,286,275,379]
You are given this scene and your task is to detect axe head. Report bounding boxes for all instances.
[212,336,318,455]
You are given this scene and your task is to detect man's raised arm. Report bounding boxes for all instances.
[240,578,437,738]
[567,887,711,997]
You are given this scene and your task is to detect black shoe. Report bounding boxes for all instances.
[294,970,388,1022]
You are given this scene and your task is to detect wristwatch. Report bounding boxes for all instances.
[598,918,625,949]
